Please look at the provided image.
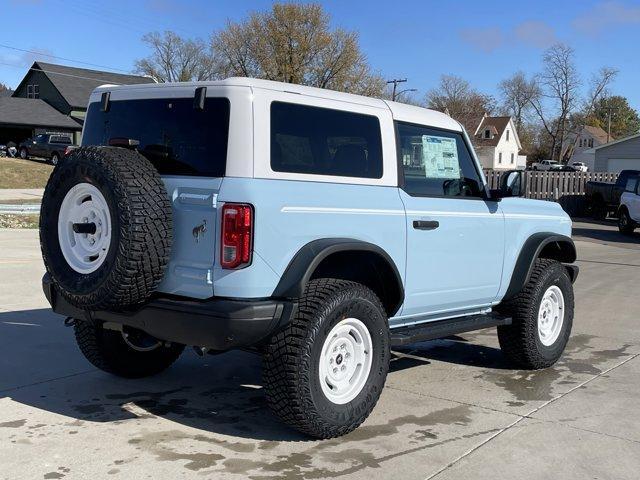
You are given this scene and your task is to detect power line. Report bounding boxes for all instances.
[0,44,130,74]
[0,62,132,85]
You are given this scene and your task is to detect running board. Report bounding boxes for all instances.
[390,313,512,347]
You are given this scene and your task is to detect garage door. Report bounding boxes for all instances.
[607,158,640,173]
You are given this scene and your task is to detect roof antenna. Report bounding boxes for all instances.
[194,86,206,110]
[100,91,110,112]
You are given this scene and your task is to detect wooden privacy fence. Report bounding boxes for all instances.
[482,170,620,216]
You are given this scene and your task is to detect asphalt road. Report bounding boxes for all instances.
[0,220,638,479]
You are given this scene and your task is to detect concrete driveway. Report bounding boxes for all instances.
[0,220,638,479]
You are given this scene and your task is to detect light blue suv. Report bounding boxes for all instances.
[40,78,578,439]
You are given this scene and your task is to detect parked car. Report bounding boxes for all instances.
[585,169,640,219]
[571,162,588,172]
[617,175,639,234]
[39,78,578,439]
[19,133,76,165]
[557,165,576,172]
[531,159,560,170]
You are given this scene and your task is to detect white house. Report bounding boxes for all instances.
[566,125,613,171]
[472,115,526,170]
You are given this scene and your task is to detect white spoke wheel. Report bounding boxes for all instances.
[319,318,373,404]
[537,285,565,346]
[58,183,112,274]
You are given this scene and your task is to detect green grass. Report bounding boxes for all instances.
[0,214,40,229]
[0,157,53,189]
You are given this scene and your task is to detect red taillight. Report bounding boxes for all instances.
[220,203,253,269]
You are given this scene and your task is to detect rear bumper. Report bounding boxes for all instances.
[42,274,295,351]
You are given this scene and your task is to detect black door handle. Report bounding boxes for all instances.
[413,220,439,230]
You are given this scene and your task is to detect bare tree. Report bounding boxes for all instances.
[529,44,581,161]
[425,75,495,134]
[498,72,540,132]
[0,82,13,97]
[135,31,220,82]
[583,67,618,116]
[211,3,385,96]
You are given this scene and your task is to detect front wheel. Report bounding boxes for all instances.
[496,259,574,369]
[618,208,636,234]
[263,278,390,439]
[74,321,184,378]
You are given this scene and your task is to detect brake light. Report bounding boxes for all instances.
[220,203,253,269]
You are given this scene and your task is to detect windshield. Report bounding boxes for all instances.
[82,97,230,177]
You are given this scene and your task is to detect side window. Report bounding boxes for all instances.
[270,102,383,179]
[396,122,485,198]
[626,176,638,193]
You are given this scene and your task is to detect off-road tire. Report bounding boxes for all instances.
[618,207,636,234]
[496,259,574,369]
[74,321,184,378]
[263,278,390,439]
[40,147,172,310]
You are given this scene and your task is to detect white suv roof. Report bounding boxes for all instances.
[91,77,463,132]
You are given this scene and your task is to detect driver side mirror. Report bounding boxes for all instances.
[491,170,526,200]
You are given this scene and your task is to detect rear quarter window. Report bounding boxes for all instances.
[82,97,230,177]
[270,101,383,179]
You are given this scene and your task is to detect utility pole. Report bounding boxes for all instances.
[607,103,612,143]
[386,78,407,101]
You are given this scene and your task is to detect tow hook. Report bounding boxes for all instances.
[63,317,76,327]
[193,346,207,356]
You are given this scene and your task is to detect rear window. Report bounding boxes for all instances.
[270,102,383,179]
[82,97,230,176]
[50,136,71,144]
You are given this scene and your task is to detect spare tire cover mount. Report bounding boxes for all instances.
[57,182,112,274]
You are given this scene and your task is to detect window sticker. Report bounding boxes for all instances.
[421,135,460,179]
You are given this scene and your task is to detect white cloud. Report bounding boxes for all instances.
[573,1,640,36]
[460,21,558,52]
[459,27,505,53]
[514,21,558,49]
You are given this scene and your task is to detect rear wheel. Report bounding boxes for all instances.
[19,147,28,159]
[496,259,574,369]
[50,152,60,166]
[74,321,184,378]
[263,278,390,439]
[618,207,636,234]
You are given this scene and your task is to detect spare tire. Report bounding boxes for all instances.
[40,147,173,310]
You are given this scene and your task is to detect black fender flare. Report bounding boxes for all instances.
[503,233,577,301]
[272,238,404,313]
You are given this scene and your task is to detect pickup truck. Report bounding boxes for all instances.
[531,160,561,171]
[585,170,639,219]
[19,133,76,165]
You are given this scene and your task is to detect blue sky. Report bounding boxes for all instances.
[2,0,640,109]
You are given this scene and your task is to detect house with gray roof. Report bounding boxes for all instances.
[1,62,153,145]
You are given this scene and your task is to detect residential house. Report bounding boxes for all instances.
[0,62,153,145]
[472,115,526,170]
[588,133,640,172]
[566,125,613,171]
